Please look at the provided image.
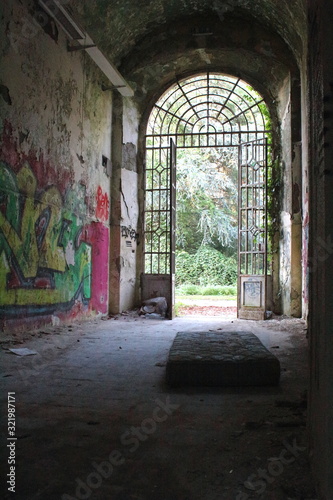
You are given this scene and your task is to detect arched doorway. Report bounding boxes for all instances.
[142,72,272,319]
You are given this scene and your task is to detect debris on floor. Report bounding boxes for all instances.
[139,296,168,318]
[7,348,38,356]
[0,315,317,499]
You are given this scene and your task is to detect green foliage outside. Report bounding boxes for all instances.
[175,146,239,289]
[176,245,237,287]
[176,147,238,255]
[177,284,237,296]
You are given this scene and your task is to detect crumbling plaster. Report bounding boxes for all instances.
[277,74,303,317]
[1,2,112,185]
[109,94,140,314]
[117,13,297,122]
[73,0,306,68]
[0,0,112,331]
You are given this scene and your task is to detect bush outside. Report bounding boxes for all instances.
[176,284,237,296]
[176,245,237,288]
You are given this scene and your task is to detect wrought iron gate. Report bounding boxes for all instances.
[142,73,271,319]
[238,139,269,320]
[170,139,176,319]
[141,140,176,319]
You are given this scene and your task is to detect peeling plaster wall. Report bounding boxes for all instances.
[119,100,140,311]
[0,0,112,332]
[120,168,139,311]
[277,74,302,317]
[277,76,292,315]
[290,141,302,317]
[300,62,309,320]
[0,0,308,326]
[109,94,140,314]
[123,99,140,146]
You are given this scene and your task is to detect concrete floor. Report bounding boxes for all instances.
[0,314,317,500]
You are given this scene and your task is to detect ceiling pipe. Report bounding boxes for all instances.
[38,0,134,97]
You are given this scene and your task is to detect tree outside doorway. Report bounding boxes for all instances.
[175,147,238,316]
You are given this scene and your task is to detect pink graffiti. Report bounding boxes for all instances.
[96,186,109,222]
[83,222,109,314]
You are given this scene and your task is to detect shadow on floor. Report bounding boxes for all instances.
[0,315,317,499]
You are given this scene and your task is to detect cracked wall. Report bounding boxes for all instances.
[277,73,302,317]
[109,94,140,314]
[0,0,112,332]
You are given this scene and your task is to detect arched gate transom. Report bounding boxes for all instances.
[143,73,271,319]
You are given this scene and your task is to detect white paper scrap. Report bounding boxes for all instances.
[8,348,38,356]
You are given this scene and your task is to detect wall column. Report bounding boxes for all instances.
[109,93,123,314]
[279,73,302,317]
[308,0,333,497]
[109,93,140,314]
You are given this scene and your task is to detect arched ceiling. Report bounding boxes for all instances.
[119,13,298,110]
[71,0,306,114]
[74,0,306,67]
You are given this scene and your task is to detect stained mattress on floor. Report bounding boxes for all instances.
[166,330,280,387]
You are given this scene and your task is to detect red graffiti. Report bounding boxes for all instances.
[0,120,74,193]
[96,186,109,222]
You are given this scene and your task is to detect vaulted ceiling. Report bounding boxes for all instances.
[72,0,307,110]
[74,0,306,65]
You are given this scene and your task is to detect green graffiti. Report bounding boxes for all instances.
[0,161,91,310]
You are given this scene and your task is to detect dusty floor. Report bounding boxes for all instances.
[0,312,317,500]
[177,298,237,318]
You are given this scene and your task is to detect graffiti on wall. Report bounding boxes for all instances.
[121,225,139,249]
[0,160,109,317]
[96,186,109,222]
[121,225,139,241]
